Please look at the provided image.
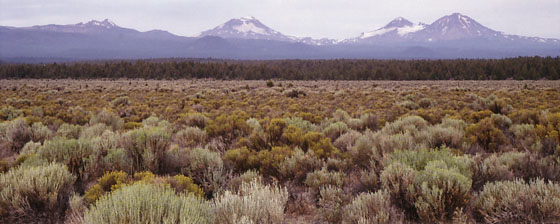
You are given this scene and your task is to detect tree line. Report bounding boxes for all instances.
[0,57,558,80]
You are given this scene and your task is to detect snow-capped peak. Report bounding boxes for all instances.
[232,17,269,35]
[423,12,498,39]
[198,16,339,45]
[79,19,117,28]
[359,17,426,39]
[199,16,293,41]
[383,17,413,28]
[240,16,257,21]
[26,18,123,33]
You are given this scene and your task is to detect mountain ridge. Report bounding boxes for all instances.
[1,13,559,61]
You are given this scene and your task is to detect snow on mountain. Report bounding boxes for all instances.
[200,16,339,45]
[19,19,188,41]
[414,13,499,41]
[347,12,560,46]
[296,37,339,45]
[2,13,558,60]
[80,19,117,28]
[397,23,428,36]
[26,19,124,33]
[358,17,427,39]
[199,16,295,42]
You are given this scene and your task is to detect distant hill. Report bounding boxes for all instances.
[1,14,559,62]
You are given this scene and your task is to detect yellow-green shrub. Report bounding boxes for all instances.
[133,170,155,183]
[0,159,9,173]
[123,121,142,130]
[224,147,258,172]
[310,137,339,159]
[466,118,507,152]
[84,171,129,204]
[266,118,287,144]
[225,145,293,178]
[205,112,249,142]
[168,175,205,198]
[281,124,305,147]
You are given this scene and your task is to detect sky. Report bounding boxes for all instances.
[1,0,559,40]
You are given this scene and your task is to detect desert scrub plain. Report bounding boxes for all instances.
[1,79,560,223]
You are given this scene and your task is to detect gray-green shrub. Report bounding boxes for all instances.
[213,179,288,224]
[379,116,428,136]
[323,121,349,141]
[120,125,171,173]
[285,116,316,133]
[333,130,361,152]
[305,168,344,192]
[343,190,402,224]
[38,137,101,182]
[380,148,473,222]
[180,147,225,195]
[79,123,110,140]
[317,185,347,223]
[0,163,76,222]
[175,126,207,148]
[56,123,82,139]
[471,152,525,190]
[475,179,560,223]
[89,110,123,131]
[278,147,321,182]
[30,122,53,143]
[84,183,213,224]
[181,113,210,129]
[3,118,32,153]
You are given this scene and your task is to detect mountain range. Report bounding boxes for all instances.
[1,13,559,62]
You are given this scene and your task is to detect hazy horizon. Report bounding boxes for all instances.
[1,0,560,40]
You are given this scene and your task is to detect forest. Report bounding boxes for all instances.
[1,79,560,223]
[1,56,559,80]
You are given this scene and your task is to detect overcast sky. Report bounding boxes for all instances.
[1,0,559,39]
